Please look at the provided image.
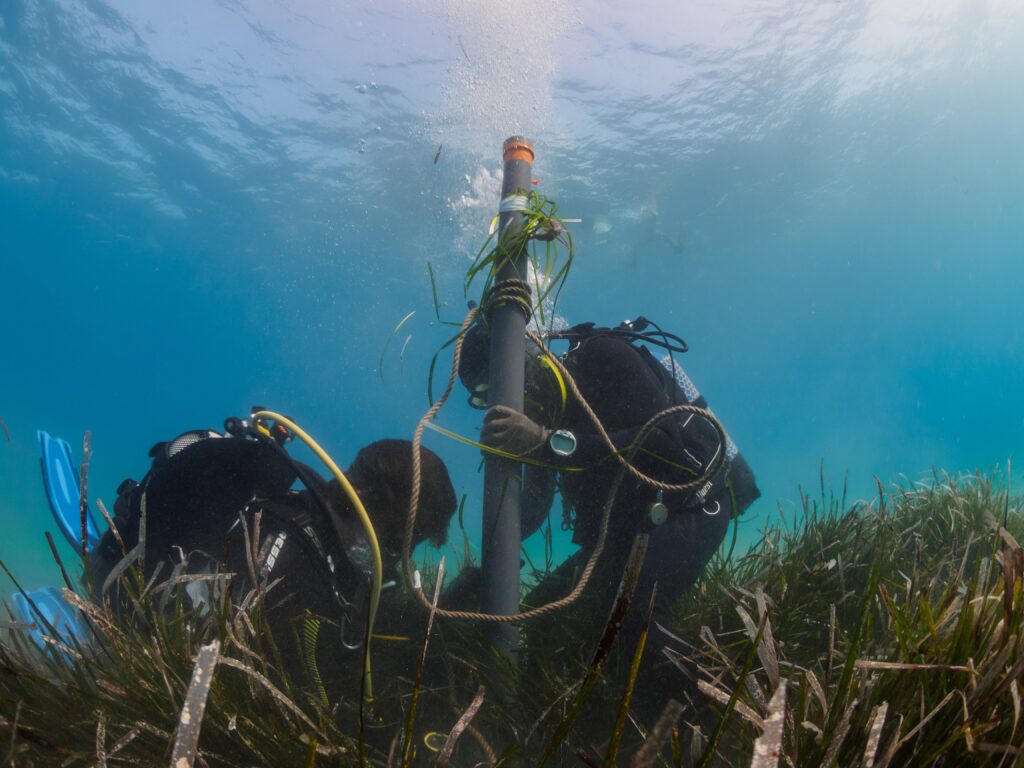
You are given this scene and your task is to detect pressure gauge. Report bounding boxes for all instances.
[549,429,577,457]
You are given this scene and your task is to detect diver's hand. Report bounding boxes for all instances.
[481,405,551,457]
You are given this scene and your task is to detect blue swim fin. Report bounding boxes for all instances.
[37,430,100,554]
[11,586,88,661]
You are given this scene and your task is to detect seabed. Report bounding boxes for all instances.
[2,468,1022,767]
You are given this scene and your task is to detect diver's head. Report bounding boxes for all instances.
[338,439,457,558]
[457,323,563,424]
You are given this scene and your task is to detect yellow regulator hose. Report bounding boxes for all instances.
[251,410,383,700]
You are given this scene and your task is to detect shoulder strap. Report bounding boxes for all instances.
[251,495,365,603]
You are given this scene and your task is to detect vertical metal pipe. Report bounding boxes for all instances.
[480,136,534,655]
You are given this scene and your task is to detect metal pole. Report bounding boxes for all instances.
[480,136,534,655]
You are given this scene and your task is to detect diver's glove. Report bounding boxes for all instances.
[481,405,551,457]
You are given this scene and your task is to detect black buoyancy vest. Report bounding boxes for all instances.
[554,319,761,516]
[89,430,367,614]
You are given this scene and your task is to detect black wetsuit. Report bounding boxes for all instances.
[522,334,760,714]
[90,434,372,688]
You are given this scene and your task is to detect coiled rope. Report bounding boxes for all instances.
[403,306,728,622]
[480,278,532,322]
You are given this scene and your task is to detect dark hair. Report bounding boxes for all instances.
[338,439,456,557]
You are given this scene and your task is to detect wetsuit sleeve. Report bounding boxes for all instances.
[535,335,690,472]
[536,423,687,475]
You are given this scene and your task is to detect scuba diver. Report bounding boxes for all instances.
[457,317,760,717]
[83,412,458,689]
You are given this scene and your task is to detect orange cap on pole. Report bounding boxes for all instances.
[502,136,534,165]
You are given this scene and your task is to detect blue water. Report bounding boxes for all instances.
[1,0,1022,590]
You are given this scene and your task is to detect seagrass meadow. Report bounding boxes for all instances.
[2,468,1022,767]
[3,3,1022,766]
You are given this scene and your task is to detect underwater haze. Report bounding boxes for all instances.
[1,0,1022,589]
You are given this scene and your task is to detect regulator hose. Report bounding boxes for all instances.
[251,410,383,700]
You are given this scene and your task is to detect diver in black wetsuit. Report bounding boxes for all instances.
[91,426,457,690]
[458,319,760,716]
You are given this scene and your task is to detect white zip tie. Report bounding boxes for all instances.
[413,570,422,590]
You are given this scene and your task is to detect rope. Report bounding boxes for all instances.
[403,307,728,623]
[480,278,532,322]
[525,329,728,494]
